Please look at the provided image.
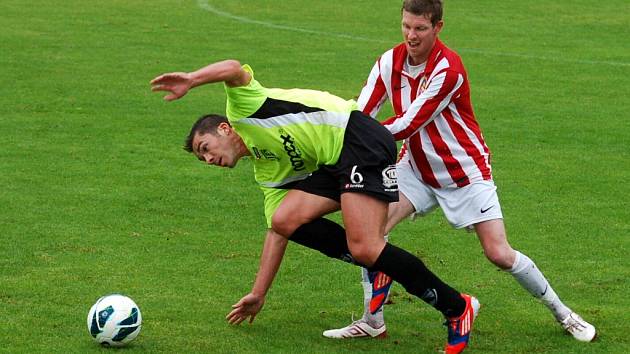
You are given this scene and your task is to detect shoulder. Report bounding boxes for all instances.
[434,40,466,74]
[226,63,255,88]
[376,43,407,74]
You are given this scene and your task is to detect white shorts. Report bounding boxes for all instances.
[397,160,503,229]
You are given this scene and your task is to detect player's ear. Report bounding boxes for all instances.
[217,122,231,136]
[434,20,444,34]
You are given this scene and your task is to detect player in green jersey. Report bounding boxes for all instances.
[151,59,479,353]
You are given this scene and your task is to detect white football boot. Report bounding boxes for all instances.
[560,312,596,342]
[322,319,387,339]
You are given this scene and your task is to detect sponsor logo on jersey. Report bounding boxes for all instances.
[419,75,429,94]
[252,147,279,160]
[252,147,262,159]
[279,129,305,171]
[261,149,279,160]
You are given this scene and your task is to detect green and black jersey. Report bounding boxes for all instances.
[224,65,357,226]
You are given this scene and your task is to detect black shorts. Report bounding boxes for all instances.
[290,111,399,203]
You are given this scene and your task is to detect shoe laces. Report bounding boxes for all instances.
[563,315,586,332]
[349,312,363,326]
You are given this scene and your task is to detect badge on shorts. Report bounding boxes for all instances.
[382,165,398,192]
[346,165,365,189]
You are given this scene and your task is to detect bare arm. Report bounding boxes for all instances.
[226,229,288,325]
[150,60,252,101]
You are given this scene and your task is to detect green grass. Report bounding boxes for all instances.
[1,0,629,352]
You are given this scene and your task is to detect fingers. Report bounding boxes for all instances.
[227,315,245,325]
[149,85,180,101]
[150,84,169,92]
[226,299,245,323]
[226,308,240,323]
[150,72,190,101]
[149,75,165,85]
[227,313,246,325]
[150,73,178,85]
[226,307,249,325]
[149,74,178,92]
[226,295,260,325]
[149,88,178,101]
[232,317,246,325]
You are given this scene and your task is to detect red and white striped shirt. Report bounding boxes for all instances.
[357,39,492,188]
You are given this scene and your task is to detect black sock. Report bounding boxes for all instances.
[290,218,359,265]
[291,220,465,317]
[370,243,465,318]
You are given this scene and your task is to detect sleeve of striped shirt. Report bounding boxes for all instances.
[382,69,464,140]
[356,59,388,118]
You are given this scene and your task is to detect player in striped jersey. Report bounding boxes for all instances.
[323,0,596,344]
[151,59,480,353]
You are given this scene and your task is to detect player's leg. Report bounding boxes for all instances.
[475,220,568,317]
[333,112,479,351]
[474,219,596,341]
[385,191,418,234]
[269,171,364,263]
[289,217,357,264]
[457,181,596,342]
[341,192,478,353]
[261,186,349,261]
[339,192,387,266]
[474,219,566,308]
[340,192,464,314]
[325,158,437,338]
[325,194,415,337]
[271,189,339,238]
[324,113,480,351]
[370,163,436,320]
[365,194,416,323]
[473,219,515,269]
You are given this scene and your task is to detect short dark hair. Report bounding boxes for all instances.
[184,114,230,152]
[402,0,443,26]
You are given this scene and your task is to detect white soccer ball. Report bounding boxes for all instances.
[87,294,142,347]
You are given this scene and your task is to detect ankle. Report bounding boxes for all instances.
[363,311,384,328]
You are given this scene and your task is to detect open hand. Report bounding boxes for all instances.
[150,72,193,101]
[226,293,265,325]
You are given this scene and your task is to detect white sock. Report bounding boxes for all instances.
[360,271,385,327]
[360,234,388,327]
[509,251,571,321]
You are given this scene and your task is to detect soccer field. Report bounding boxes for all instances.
[1,0,629,352]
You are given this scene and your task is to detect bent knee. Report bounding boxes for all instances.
[484,246,515,269]
[271,213,300,237]
[348,246,381,267]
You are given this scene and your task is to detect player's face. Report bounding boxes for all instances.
[192,128,241,168]
[401,10,443,65]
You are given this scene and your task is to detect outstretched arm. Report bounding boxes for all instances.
[226,229,288,325]
[150,60,251,101]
